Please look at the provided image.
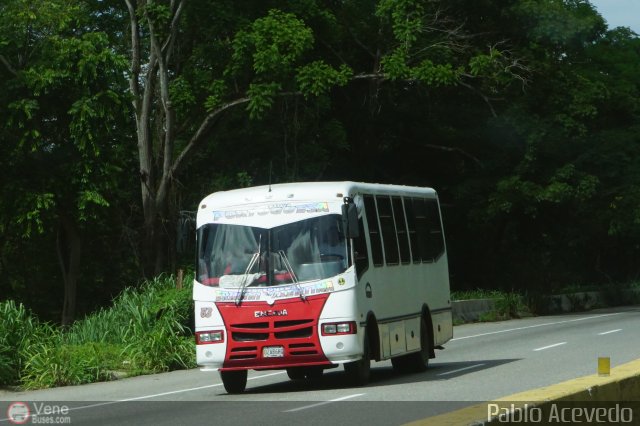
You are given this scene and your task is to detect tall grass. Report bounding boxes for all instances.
[1,272,196,390]
[0,300,50,385]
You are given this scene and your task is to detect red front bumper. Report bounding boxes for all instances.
[216,294,331,370]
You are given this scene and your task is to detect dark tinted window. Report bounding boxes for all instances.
[377,196,399,265]
[364,195,383,267]
[426,199,445,260]
[392,197,410,264]
[354,215,369,278]
[404,198,420,263]
[413,198,430,263]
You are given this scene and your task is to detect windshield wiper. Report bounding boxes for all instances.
[236,235,262,306]
[278,250,305,301]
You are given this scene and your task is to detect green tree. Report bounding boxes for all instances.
[121,0,527,275]
[0,0,131,324]
[451,1,640,293]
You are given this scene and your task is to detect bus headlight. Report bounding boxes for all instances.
[321,321,356,335]
[196,330,225,344]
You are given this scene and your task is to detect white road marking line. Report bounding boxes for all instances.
[436,363,486,376]
[533,342,566,351]
[283,393,365,413]
[120,371,285,402]
[451,312,623,341]
[598,329,622,335]
[18,371,288,416]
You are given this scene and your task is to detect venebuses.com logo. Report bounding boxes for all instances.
[6,402,71,424]
[7,402,30,424]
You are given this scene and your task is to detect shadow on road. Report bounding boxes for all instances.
[234,358,520,395]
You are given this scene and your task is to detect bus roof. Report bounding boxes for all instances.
[198,181,437,209]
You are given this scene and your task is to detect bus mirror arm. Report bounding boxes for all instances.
[341,199,360,239]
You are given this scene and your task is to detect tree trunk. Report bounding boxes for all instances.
[57,214,82,326]
[126,0,181,277]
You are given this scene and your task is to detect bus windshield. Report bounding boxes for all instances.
[196,214,349,287]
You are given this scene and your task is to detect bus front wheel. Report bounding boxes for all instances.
[220,370,247,394]
[344,334,371,385]
[287,366,324,381]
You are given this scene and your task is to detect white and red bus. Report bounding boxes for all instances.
[193,182,452,393]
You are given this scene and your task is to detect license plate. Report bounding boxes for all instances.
[262,346,284,358]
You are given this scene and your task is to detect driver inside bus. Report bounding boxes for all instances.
[318,224,345,265]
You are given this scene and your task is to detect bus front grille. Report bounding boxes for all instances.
[232,332,269,341]
[229,346,258,360]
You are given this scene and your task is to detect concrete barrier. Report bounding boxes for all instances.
[545,288,640,314]
[452,299,496,323]
[406,358,640,425]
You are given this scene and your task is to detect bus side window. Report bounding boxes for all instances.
[413,198,431,263]
[404,198,420,263]
[377,195,399,265]
[363,195,383,267]
[354,215,369,279]
[392,196,410,265]
[426,199,445,260]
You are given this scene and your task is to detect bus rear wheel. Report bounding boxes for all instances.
[344,334,371,385]
[220,370,247,394]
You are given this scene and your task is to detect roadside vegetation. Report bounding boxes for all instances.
[451,281,640,324]
[2,276,638,390]
[0,274,195,390]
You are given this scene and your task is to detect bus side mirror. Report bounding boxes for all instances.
[342,201,360,239]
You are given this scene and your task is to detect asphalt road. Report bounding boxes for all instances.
[2,306,639,425]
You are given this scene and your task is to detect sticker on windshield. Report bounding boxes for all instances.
[212,202,329,221]
[214,280,335,303]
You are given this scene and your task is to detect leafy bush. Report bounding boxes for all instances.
[3,272,196,389]
[20,342,122,389]
[451,289,504,300]
[493,292,528,318]
[0,300,53,386]
[123,311,194,373]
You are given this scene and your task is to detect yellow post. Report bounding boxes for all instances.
[598,357,610,376]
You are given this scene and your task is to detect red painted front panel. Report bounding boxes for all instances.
[216,294,331,370]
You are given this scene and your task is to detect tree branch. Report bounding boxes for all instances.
[458,80,498,118]
[170,92,302,178]
[124,0,140,113]
[0,54,18,76]
[162,0,185,64]
[423,143,484,168]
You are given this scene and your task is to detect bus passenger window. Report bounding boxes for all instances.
[404,198,420,263]
[377,196,399,265]
[426,199,445,260]
[354,215,369,279]
[413,198,431,263]
[364,195,383,267]
[392,197,410,265]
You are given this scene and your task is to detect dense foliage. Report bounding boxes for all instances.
[0,274,194,388]
[1,0,639,324]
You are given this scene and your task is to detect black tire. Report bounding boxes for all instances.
[220,370,248,394]
[286,367,307,381]
[287,366,324,381]
[305,366,324,380]
[344,333,371,385]
[390,354,411,373]
[410,317,431,372]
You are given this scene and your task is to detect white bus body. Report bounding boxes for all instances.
[193,182,452,393]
